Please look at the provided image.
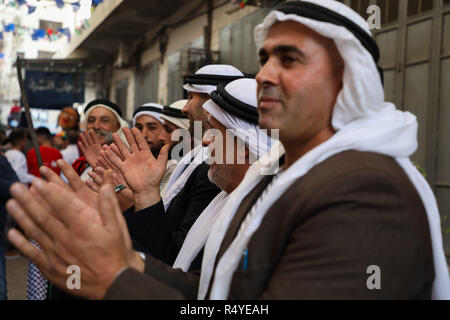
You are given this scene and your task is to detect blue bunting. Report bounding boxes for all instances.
[58,27,71,41]
[92,0,103,7]
[55,0,64,9]
[27,5,36,14]
[71,2,81,12]
[0,53,4,59]
[4,24,15,32]
[16,0,27,6]
[31,29,46,41]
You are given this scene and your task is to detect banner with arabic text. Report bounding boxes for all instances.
[24,71,84,109]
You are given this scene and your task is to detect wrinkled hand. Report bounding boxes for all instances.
[40,160,100,215]
[6,180,144,300]
[104,127,169,210]
[79,130,103,168]
[96,148,129,188]
[86,168,134,212]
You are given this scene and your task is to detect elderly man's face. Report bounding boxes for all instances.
[182,92,210,138]
[256,21,343,144]
[135,114,167,157]
[86,107,121,144]
[202,114,248,191]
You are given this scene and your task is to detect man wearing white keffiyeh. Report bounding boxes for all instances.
[6,0,450,300]
[172,78,272,272]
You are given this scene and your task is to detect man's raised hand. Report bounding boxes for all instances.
[6,180,139,299]
[79,129,103,168]
[103,127,169,210]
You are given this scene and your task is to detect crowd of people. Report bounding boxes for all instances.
[0,0,449,300]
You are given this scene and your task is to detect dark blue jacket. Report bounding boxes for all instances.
[0,154,19,242]
[125,162,221,268]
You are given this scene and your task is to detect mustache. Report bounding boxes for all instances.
[93,129,114,142]
[258,86,284,101]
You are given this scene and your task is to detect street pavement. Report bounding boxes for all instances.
[5,255,27,300]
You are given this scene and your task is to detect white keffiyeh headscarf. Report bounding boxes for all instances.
[172,79,272,272]
[162,65,247,210]
[198,0,450,300]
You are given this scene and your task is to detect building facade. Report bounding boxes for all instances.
[0,0,92,127]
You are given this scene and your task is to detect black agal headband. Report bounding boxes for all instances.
[183,73,246,86]
[132,106,163,118]
[274,1,384,84]
[85,99,123,118]
[162,106,188,119]
[210,83,259,125]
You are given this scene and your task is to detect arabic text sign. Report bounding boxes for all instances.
[24,71,85,109]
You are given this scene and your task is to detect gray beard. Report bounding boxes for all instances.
[94,129,114,144]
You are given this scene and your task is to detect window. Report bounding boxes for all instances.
[407,0,434,17]
[337,0,399,25]
[37,51,55,59]
[39,20,63,31]
[375,0,400,24]
[220,8,270,74]
[167,51,184,103]
[135,60,159,107]
[350,0,371,18]
[114,78,128,117]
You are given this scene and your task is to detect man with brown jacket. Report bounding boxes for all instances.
[5,0,450,299]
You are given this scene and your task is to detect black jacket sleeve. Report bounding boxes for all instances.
[125,163,221,265]
[0,154,19,199]
[0,154,19,241]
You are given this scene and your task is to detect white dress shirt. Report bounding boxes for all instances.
[60,144,80,166]
[5,149,37,185]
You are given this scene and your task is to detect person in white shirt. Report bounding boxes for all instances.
[60,130,80,166]
[4,129,37,185]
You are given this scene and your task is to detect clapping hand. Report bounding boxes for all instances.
[6,179,144,299]
[40,160,100,216]
[86,167,134,212]
[78,130,103,168]
[103,127,169,211]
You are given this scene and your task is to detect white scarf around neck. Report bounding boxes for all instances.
[162,145,205,211]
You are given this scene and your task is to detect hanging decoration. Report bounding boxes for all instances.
[71,2,81,12]
[27,5,37,14]
[55,0,64,9]
[230,0,253,9]
[31,29,46,41]
[1,22,73,43]
[58,27,72,42]
[4,0,89,13]
[4,24,15,33]
[91,0,103,8]
[0,0,94,64]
